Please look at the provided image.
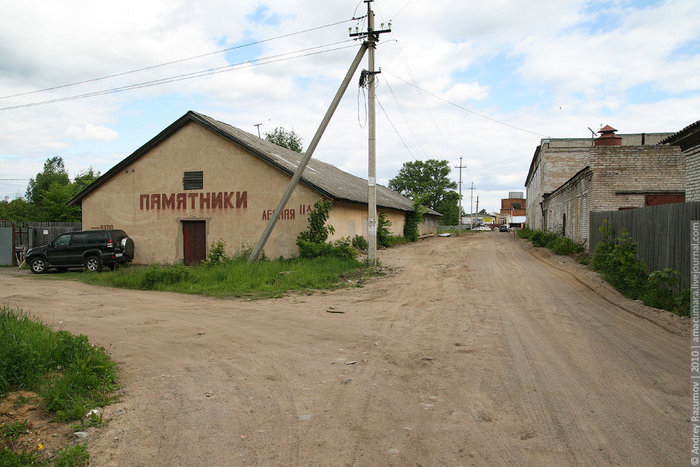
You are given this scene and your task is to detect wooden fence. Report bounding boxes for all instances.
[589,202,700,289]
[0,221,81,266]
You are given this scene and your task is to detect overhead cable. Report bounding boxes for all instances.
[0,18,354,101]
[0,41,358,111]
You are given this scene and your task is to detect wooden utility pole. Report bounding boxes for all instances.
[455,157,466,227]
[248,45,368,262]
[470,182,474,229]
[350,0,391,265]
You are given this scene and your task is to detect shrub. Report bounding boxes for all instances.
[377,213,393,247]
[297,199,334,243]
[551,236,584,256]
[351,235,368,251]
[205,238,228,263]
[403,200,427,242]
[297,238,358,260]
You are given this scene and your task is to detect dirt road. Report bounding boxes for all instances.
[0,233,689,466]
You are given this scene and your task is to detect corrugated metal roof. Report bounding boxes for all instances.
[69,111,438,215]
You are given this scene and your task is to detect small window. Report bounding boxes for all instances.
[70,233,86,245]
[184,171,203,190]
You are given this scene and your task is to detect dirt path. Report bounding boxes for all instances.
[0,233,689,466]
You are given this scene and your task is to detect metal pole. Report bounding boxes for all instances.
[470,182,474,229]
[367,3,377,266]
[248,44,368,262]
[455,157,465,228]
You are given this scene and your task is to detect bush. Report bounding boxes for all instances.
[517,227,534,239]
[297,199,334,243]
[351,235,368,251]
[377,213,393,247]
[551,236,584,256]
[205,238,228,264]
[297,238,358,260]
[591,220,688,315]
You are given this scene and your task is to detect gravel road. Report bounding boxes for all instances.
[0,233,689,466]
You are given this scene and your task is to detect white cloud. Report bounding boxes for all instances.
[0,0,698,213]
[65,124,118,142]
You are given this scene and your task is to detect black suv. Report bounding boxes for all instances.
[26,229,134,274]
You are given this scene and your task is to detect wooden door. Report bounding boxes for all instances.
[183,221,206,265]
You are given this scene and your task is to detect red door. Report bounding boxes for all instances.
[183,221,206,265]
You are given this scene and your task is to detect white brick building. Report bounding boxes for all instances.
[660,120,700,201]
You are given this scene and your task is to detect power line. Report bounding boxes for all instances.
[0,41,358,112]
[383,69,548,138]
[381,73,427,158]
[376,94,415,159]
[0,18,355,101]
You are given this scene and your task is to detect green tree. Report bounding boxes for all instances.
[436,191,460,225]
[265,127,304,153]
[0,198,36,222]
[388,159,458,217]
[26,156,70,206]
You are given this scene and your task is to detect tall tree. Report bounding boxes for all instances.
[26,156,70,206]
[264,127,304,153]
[389,159,458,216]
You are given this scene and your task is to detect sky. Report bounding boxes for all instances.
[1,0,699,214]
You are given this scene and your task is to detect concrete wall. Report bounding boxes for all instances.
[83,122,325,262]
[81,122,431,263]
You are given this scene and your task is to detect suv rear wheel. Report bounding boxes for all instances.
[85,255,102,272]
[30,257,47,274]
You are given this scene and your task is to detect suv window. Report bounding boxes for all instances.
[70,233,86,245]
[86,231,108,244]
[54,234,71,247]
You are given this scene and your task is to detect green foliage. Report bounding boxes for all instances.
[592,220,689,315]
[52,443,90,467]
[377,213,393,247]
[0,158,99,222]
[297,199,335,244]
[77,256,366,298]
[0,421,29,441]
[351,235,368,251]
[435,191,460,225]
[551,236,585,256]
[519,228,584,255]
[205,239,228,264]
[388,159,457,213]
[297,238,358,260]
[264,127,304,153]
[404,200,428,242]
[0,306,118,421]
[517,227,534,239]
[0,447,38,466]
[141,264,191,289]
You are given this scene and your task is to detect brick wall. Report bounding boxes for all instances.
[588,145,685,212]
[686,145,700,201]
[542,144,684,246]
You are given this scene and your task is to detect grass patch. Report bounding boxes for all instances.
[72,256,369,298]
[517,227,585,256]
[0,306,118,421]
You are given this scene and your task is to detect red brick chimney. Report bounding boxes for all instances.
[595,125,622,146]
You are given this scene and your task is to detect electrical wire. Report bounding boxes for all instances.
[0,18,355,101]
[376,94,415,159]
[0,41,359,112]
[383,69,548,138]
[382,70,428,158]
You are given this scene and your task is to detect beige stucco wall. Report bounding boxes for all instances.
[82,122,325,263]
[81,122,433,263]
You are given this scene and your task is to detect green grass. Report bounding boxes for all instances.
[68,256,369,298]
[0,443,89,467]
[0,306,118,421]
